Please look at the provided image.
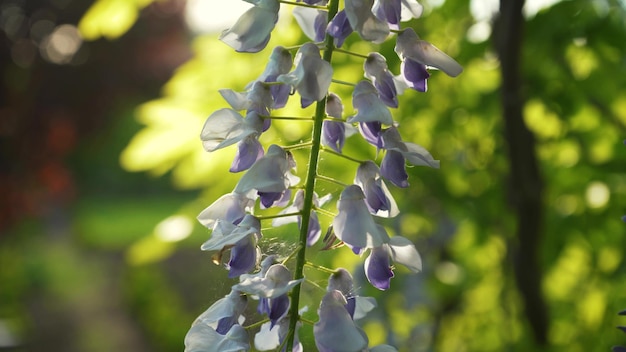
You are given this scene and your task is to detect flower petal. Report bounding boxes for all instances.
[326,10,353,47]
[347,80,394,125]
[230,136,265,173]
[345,0,390,43]
[388,235,422,273]
[396,28,462,77]
[197,193,254,228]
[185,323,250,352]
[333,185,386,248]
[314,290,369,351]
[220,1,279,53]
[364,245,394,290]
[380,149,409,188]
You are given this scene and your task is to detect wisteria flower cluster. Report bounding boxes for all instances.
[186,0,461,350]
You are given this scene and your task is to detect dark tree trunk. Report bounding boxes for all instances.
[496,0,549,346]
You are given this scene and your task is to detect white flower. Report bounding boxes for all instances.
[395,27,463,77]
[220,0,280,53]
[347,80,394,125]
[381,126,440,168]
[197,192,255,229]
[314,290,369,352]
[234,144,300,196]
[332,185,386,250]
[354,160,399,217]
[184,323,249,352]
[344,0,390,43]
[200,110,264,152]
[278,42,333,104]
[233,264,303,298]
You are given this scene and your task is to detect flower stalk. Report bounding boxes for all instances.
[285,0,339,348]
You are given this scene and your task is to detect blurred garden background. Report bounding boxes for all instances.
[1,0,626,351]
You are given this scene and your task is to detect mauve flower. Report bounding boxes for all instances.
[220,0,280,53]
[326,10,353,47]
[380,149,409,188]
[234,145,300,200]
[184,323,249,352]
[192,289,248,335]
[382,126,439,168]
[200,109,264,152]
[355,161,399,217]
[314,290,369,352]
[254,318,303,352]
[233,264,303,327]
[379,126,439,187]
[254,46,293,109]
[220,81,274,117]
[277,42,332,107]
[401,57,429,92]
[358,121,384,148]
[332,185,387,251]
[344,0,390,43]
[372,0,423,28]
[347,80,394,125]
[395,27,463,77]
[201,214,262,278]
[197,192,255,229]
[272,189,331,246]
[231,135,265,172]
[364,234,422,290]
[322,93,354,153]
[327,268,377,320]
[293,6,328,42]
[364,52,406,108]
[365,245,394,290]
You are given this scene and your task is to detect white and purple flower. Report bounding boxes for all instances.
[278,42,333,107]
[220,0,280,53]
[344,0,390,43]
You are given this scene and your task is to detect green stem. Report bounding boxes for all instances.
[315,173,348,187]
[333,47,369,59]
[331,78,356,87]
[285,0,339,350]
[283,141,313,151]
[256,212,302,221]
[305,260,337,274]
[300,316,317,326]
[279,0,328,9]
[322,147,366,164]
[243,318,270,330]
[313,206,336,218]
[261,115,314,121]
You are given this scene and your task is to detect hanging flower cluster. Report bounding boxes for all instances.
[187,0,461,350]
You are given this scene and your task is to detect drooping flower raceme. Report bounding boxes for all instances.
[191,0,463,349]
